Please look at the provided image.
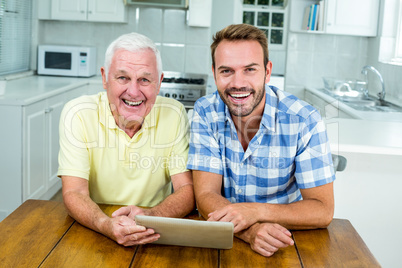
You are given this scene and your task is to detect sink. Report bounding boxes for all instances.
[345,99,402,112]
[322,77,367,98]
[318,88,402,113]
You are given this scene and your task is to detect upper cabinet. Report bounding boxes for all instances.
[39,0,127,23]
[126,0,187,8]
[289,0,380,37]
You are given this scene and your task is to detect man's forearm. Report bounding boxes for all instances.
[196,191,232,220]
[257,183,334,230]
[257,199,333,230]
[63,191,111,235]
[147,184,195,218]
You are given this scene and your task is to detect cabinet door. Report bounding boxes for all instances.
[23,100,47,200]
[46,94,65,190]
[51,0,87,21]
[87,0,126,22]
[325,0,379,36]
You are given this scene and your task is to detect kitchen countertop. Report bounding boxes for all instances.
[0,75,102,106]
[326,118,402,156]
[305,87,402,122]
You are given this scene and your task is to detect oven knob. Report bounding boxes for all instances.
[172,93,177,99]
[164,93,170,98]
[179,94,184,100]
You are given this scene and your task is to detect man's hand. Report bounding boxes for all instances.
[112,205,149,220]
[207,203,260,233]
[239,222,294,257]
[107,215,160,246]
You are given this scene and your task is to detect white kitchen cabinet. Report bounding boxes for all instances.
[0,81,92,222]
[22,94,66,200]
[51,0,127,22]
[289,0,380,37]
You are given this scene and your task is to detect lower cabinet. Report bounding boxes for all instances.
[0,84,99,221]
[22,93,65,200]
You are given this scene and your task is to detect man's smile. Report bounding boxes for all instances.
[123,99,144,107]
[226,90,253,104]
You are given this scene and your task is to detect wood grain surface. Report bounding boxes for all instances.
[0,200,381,267]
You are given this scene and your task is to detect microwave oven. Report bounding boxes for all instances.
[37,45,97,77]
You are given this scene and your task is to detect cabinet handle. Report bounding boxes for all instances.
[88,11,92,14]
[45,108,53,113]
[81,10,85,13]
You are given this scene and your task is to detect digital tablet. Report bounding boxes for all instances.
[135,215,234,249]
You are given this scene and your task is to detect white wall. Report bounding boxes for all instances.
[284,32,369,99]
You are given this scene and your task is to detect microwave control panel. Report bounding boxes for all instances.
[79,52,88,67]
[77,47,96,76]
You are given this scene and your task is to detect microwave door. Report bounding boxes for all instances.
[45,52,72,70]
[39,50,79,76]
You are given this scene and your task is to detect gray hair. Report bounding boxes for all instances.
[103,32,163,81]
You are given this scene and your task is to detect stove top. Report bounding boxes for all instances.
[159,71,208,108]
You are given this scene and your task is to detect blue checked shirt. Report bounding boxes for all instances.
[187,85,335,204]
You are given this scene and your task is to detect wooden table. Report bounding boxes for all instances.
[0,200,380,267]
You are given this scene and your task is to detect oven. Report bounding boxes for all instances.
[159,71,208,110]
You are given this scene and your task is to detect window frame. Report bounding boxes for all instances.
[393,1,402,61]
[0,0,32,76]
[242,0,288,50]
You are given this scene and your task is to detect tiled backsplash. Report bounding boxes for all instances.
[38,7,212,75]
[285,32,402,106]
[285,32,368,93]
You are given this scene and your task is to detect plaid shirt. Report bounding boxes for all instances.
[187,85,335,204]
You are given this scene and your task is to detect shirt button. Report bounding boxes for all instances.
[237,189,242,194]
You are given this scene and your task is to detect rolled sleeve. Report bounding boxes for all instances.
[295,110,335,189]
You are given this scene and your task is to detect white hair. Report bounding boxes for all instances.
[103,32,163,81]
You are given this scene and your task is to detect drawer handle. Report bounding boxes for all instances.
[45,108,53,113]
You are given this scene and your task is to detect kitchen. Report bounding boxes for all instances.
[0,0,401,266]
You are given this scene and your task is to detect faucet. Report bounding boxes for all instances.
[361,65,386,101]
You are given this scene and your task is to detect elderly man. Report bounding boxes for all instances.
[188,24,335,257]
[58,32,194,246]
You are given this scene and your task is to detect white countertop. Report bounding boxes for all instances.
[304,87,402,155]
[327,118,402,155]
[0,75,101,106]
[306,87,402,122]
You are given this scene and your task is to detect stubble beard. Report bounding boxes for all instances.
[219,83,266,117]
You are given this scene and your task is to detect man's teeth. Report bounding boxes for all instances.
[123,99,143,106]
[230,93,251,98]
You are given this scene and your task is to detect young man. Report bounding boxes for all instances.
[58,33,194,246]
[187,24,335,257]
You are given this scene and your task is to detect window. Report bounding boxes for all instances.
[0,0,32,76]
[242,0,287,49]
[394,1,402,61]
